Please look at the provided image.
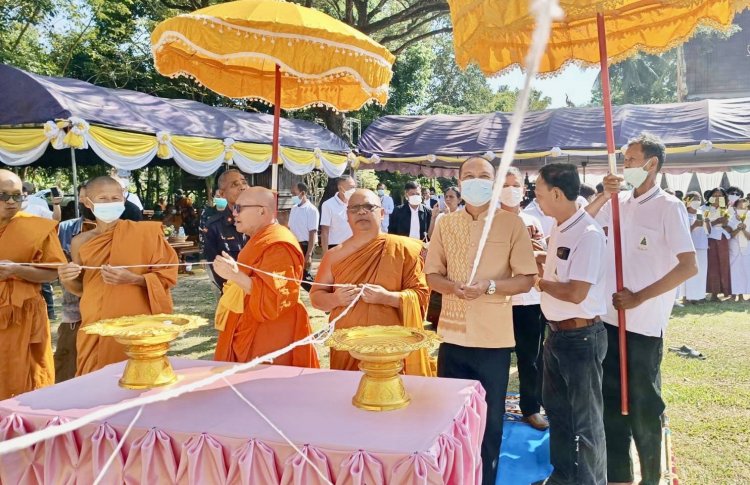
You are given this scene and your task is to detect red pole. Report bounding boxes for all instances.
[597,13,629,416]
[271,64,281,216]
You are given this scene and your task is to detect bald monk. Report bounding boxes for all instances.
[310,189,432,375]
[0,170,65,399]
[212,187,319,367]
[58,176,178,375]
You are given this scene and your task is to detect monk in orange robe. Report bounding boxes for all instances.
[310,189,431,375]
[0,170,65,399]
[58,176,177,375]
[213,187,318,367]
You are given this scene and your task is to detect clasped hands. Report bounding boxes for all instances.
[58,262,142,285]
[332,283,391,307]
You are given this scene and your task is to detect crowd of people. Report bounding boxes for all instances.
[2,130,745,484]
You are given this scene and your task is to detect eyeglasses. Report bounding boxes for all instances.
[347,203,381,214]
[231,204,265,213]
[0,193,25,203]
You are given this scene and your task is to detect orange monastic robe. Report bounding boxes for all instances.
[0,213,65,399]
[327,234,431,374]
[214,223,319,368]
[76,221,178,375]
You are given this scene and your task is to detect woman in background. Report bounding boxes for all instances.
[728,198,750,301]
[681,191,709,304]
[706,188,732,301]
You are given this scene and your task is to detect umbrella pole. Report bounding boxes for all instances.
[271,64,281,198]
[71,147,79,219]
[597,13,628,416]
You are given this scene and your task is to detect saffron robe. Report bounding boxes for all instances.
[76,221,177,375]
[214,223,319,368]
[0,213,65,399]
[327,234,432,375]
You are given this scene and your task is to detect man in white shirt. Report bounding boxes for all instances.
[22,182,62,221]
[523,193,555,236]
[533,163,608,485]
[320,175,356,254]
[501,167,548,431]
[586,133,697,485]
[288,182,319,286]
[376,183,394,232]
[389,181,430,240]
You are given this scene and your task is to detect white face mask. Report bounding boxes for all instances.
[623,158,652,189]
[689,200,702,210]
[91,201,125,223]
[343,188,355,201]
[501,186,524,207]
[728,194,741,205]
[407,194,423,206]
[461,178,495,207]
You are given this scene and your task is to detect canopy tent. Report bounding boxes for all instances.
[356,98,750,176]
[0,64,352,177]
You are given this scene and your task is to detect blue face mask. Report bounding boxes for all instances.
[290,195,301,206]
[91,201,125,223]
[214,197,228,210]
[460,178,495,206]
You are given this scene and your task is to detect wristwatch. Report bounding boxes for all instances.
[485,280,496,295]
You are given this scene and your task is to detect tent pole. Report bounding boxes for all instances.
[71,147,79,219]
[271,64,281,194]
[598,14,629,416]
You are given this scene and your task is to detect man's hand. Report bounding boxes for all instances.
[213,252,239,281]
[58,262,82,282]
[602,173,624,195]
[612,288,644,310]
[361,284,392,305]
[100,265,141,285]
[462,280,489,300]
[332,285,360,307]
[0,260,16,280]
[304,253,313,270]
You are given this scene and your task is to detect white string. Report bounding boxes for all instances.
[93,406,144,485]
[467,0,563,283]
[223,377,334,485]
[0,287,365,456]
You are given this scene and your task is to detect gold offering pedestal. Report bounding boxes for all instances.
[84,314,207,390]
[326,326,439,412]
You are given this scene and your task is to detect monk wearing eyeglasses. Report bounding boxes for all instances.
[0,169,66,399]
[310,189,432,375]
[212,187,318,368]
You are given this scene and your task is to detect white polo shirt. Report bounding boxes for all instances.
[380,195,394,232]
[22,197,53,219]
[320,194,352,246]
[541,209,607,321]
[596,186,695,337]
[523,200,554,236]
[513,211,545,306]
[289,199,319,243]
[409,206,420,239]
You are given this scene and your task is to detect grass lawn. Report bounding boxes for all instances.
[50,270,750,483]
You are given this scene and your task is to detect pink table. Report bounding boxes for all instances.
[0,359,486,484]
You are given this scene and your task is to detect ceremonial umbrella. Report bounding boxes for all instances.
[151,0,394,192]
[447,0,750,414]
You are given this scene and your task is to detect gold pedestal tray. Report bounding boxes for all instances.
[326,326,439,412]
[84,314,207,390]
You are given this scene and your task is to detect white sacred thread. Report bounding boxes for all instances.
[223,377,334,485]
[93,406,144,485]
[0,287,365,456]
[467,0,563,284]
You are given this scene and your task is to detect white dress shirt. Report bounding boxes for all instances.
[513,211,545,306]
[541,209,607,321]
[596,186,695,337]
[320,194,352,246]
[289,199,320,243]
[380,195,394,232]
[22,197,53,219]
[523,200,555,236]
[408,205,420,239]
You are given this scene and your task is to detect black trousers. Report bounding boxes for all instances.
[438,343,512,485]
[41,282,55,320]
[54,321,81,383]
[512,304,545,416]
[602,323,665,485]
[299,242,314,292]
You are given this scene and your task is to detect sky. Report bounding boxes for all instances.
[489,65,600,108]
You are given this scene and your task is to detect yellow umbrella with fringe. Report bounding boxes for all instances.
[446,0,750,415]
[151,0,395,191]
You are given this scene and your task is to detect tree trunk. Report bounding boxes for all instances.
[315,107,348,142]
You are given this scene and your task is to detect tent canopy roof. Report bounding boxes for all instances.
[0,64,350,153]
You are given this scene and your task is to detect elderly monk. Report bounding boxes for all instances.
[0,170,65,399]
[58,176,178,375]
[213,187,319,367]
[310,189,432,375]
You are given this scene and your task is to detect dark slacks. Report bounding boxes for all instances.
[512,304,545,416]
[602,323,665,485]
[41,282,55,320]
[54,321,81,383]
[299,241,314,292]
[543,322,607,485]
[438,343,512,485]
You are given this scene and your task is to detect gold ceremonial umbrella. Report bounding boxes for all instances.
[151,0,395,190]
[447,0,750,414]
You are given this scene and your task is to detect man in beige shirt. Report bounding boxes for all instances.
[426,156,537,485]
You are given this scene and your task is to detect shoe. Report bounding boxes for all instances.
[523,413,549,431]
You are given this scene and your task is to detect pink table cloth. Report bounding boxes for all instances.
[0,358,486,484]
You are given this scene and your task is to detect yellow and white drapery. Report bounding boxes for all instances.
[0,117,351,178]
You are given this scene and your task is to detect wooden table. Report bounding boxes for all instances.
[168,241,200,273]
